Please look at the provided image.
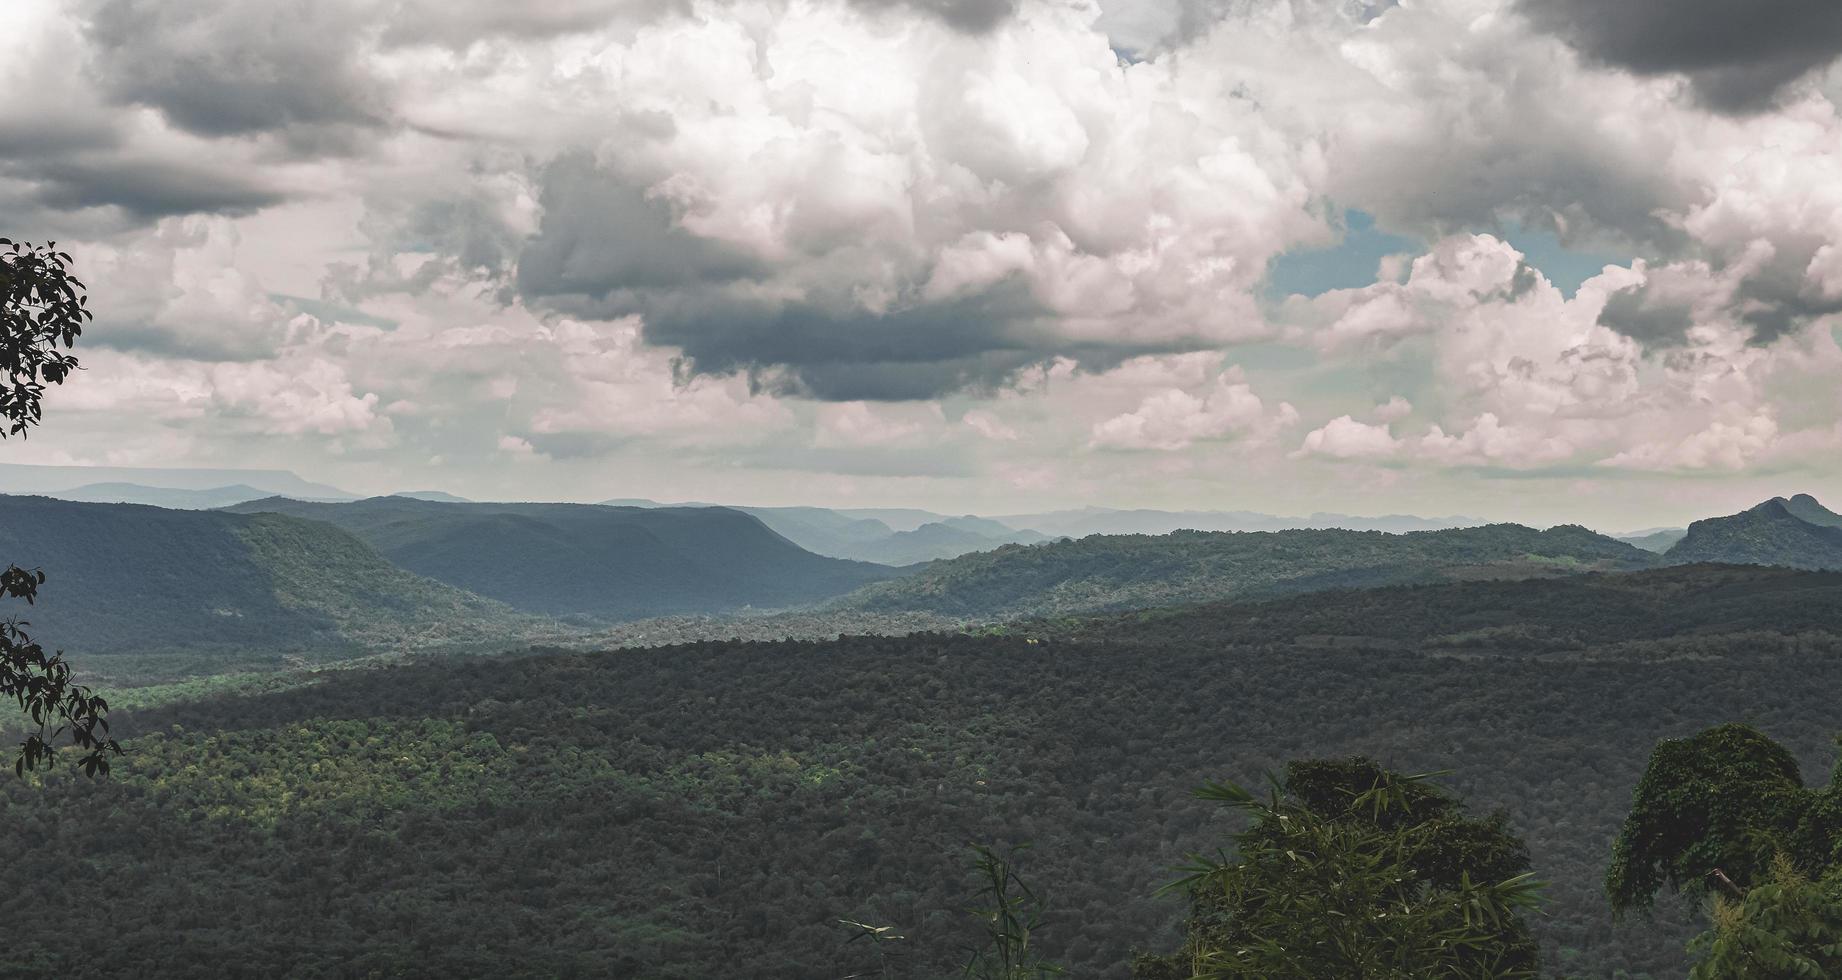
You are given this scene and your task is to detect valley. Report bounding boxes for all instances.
[6,477,1842,978]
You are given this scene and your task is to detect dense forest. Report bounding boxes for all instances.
[837,522,1662,619]
[1019,563,1842,652]
[10,566,1842,977]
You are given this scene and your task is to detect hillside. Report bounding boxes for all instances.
[0,495,537,667]
[13,571,1842,976]
[835,522,1661,619]
[228,497,901,620]
[1665,495,1842,569]
[1024,563,1842,651]
[992,506,1480,537]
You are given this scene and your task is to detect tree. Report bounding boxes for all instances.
[1610,724,1842,978]
[0,238,116,776]
[1606,723,1842,915]
[1133,759,1545,979]
[1688,856,1842,979]
[963,844,1063,980]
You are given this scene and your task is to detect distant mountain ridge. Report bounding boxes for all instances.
[834,522,1661,619]
[0,462,354,500]
[0,494,533,662]
[601,498,1478,564]
[229,496,901,620]
[991,506,1483,538]
[598,499,1046,564]
[46,482,282,510]
[393,490,472,503]
[1664,494,1842,569]
[1616,528,1687,553]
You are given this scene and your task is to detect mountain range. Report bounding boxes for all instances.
[600,498,1050,563]
[0,494,535,663]
[6,481,1842,670]
[225,496,901,621]
[0,462,355,500]
[603,498,1480,564]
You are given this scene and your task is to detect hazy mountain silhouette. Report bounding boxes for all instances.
[0,462,354,500]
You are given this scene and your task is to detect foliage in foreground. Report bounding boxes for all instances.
[1689,856,1842,979]
[1133,760,1543,979]
[1607,723,1842,915]
[1,237,115,776]
[963,844,1064,979]
[1608,723,1842,978]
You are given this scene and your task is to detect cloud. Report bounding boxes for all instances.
[1090,368,1296,451]
[82,0,391,152]
[1295,415,1402,460]
[378,0,680,47]
[849,0,1017,32]
[1596,281,1697,348]
[961,409,1019,441]
[1287,232,1842,474]
[18,156,288,222]
[482,0,1322,398]
[814,401,943,448]
[1601,415,1780,472]
[1518,0,1842,113]
[1372,396,1413,423]
[11,0,1842,516]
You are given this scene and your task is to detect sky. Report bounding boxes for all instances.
[4,0,1842,530]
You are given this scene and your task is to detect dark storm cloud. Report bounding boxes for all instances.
[1520,0,1842,112]
[383,0,1017,51]
[513,154,1196,400]
[849,0,1017,33]
[644,283,1050,401]
[1733,275,1842,345]
[1597,283,1696,347]
[8,156,287,221]
[515,152,762,299]
[0,115,120,161]
[379,0,690,47]
[83,0,390,150]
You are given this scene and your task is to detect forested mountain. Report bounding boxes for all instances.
[227,496,901,620]
[1665,495,1842,569]
[859,519,1051,565]
[1783,492,1842,528]
[835,522,1662,619]
[0,495,537,666]
[12,569,1842,977]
